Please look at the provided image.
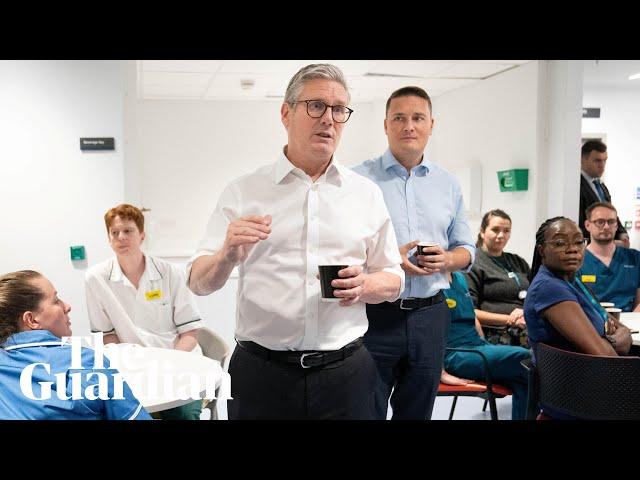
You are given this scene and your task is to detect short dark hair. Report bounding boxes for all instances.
[581,140,607,158]
[385,86,432,116]
[585,201,617,220]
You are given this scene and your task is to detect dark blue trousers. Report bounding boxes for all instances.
[364,299,450,420]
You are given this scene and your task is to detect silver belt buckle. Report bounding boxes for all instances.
[399,298,414,310]
[300,352,317,368]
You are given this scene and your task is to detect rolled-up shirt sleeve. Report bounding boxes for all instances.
[447,181,476,272]
[186,185,240,284]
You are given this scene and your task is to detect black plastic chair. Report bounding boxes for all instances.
[536,342,640,420]
[438,347,512,420]
[520,357,539,420]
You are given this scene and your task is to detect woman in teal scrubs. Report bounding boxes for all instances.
[443,271,530,420]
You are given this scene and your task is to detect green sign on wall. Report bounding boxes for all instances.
[497,169,528,192]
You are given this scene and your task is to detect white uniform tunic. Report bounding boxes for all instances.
[85,254,203,354]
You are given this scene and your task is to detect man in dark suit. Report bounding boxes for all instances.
[579,140,628,246]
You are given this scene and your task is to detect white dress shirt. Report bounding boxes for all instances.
[187,151,404,351]
[85,254,203,354]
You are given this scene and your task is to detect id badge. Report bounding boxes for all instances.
[145,289,162,301]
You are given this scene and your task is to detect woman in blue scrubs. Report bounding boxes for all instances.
[442,271,530,420]
[0,270,151,420]
[524,217,632,360]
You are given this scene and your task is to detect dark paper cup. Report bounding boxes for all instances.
[319,265,348,302]
[417,242,438,256]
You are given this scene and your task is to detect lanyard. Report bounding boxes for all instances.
[568,279,608,324]
[488,255,523,289]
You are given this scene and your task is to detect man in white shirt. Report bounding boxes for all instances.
[85,204,204,420]
[187,64,404,419]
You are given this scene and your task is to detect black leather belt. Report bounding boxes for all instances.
[388,291,444,310]
[237,338,364,369]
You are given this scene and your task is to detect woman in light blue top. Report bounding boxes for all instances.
[0,270,151,420]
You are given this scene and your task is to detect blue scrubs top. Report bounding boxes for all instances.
[578,247,640,312]
[443,272,485,348]
[524,265,607,362]
[0,330,151,420]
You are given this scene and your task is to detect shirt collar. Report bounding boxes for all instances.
[109,253,161,284]
[1,330,63,350]
[274,147,343,186]
[382,148,430,176]
[581,170,600,183]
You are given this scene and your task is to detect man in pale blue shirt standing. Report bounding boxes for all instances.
[353,86,475,420]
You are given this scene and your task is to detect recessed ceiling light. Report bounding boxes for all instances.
[629,72,640,80]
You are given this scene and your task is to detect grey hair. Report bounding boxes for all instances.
[284,64,350,106]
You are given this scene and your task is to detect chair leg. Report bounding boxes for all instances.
[487,393,498,421]
[482,399,488,412]
[449,396,458,420]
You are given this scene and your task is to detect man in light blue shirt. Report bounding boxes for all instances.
[353,86,475,420]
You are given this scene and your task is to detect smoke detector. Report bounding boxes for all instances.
[240,79,255,90]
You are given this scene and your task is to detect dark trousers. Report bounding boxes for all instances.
[364,300,450,420]
[227,342,378,419]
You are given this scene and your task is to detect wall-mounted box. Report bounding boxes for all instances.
[70,245,86,261]
[497,169,528,192]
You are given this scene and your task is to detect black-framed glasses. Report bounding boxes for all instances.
[543,238,588,251]
[591,219,618,228]
[293,99,354,123]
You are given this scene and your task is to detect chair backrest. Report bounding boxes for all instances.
[536,342,640,420]
[197,327,230,369]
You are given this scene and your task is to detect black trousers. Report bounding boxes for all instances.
[227,342,378,419]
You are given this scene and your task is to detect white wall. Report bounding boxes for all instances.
[134,99,378,255]
[582,86,640,246]
[428,61,541,261]
[0,60,126,338]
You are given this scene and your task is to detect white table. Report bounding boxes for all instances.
[620,312,640,347]
[103,343,223,413]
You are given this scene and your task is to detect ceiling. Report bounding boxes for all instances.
[137,60,532,102]
[583,60,640,89]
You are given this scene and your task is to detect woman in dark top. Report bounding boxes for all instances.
[524,216,632,359]
[465,209,530,345]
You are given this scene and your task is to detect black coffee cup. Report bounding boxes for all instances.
[319,265,348,302]
[417,242,438,256]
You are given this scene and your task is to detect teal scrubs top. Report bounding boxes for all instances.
[578,247,640,312]
[443,272,485,348]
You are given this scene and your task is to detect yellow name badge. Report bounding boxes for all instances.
[145,289,163,301]
[446,298,457,309]
[581,275,596,283]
